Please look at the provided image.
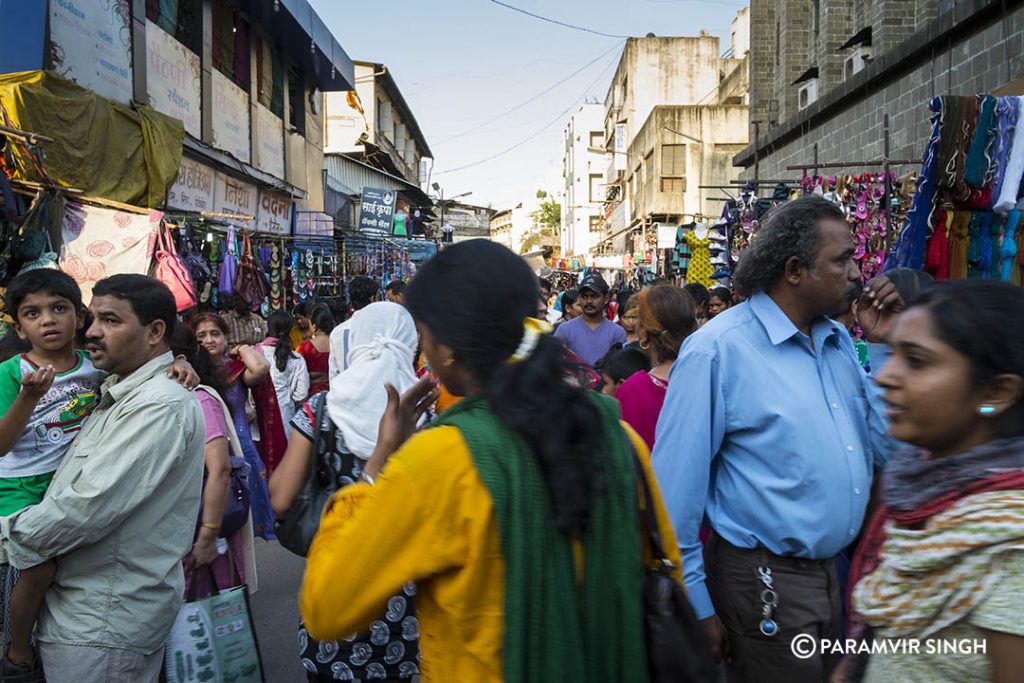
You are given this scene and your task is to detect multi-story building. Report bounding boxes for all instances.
[323,61,434,234]
[737,0,1024,179]
[324,61,432,185]
[598,16,751,263]
[560,103,606,259]
[489,195,544,254]
[0,0,355,233]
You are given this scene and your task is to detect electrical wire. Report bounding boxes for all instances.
[433,51,620,176]
[434,42,623,145]
[485,0,629,39]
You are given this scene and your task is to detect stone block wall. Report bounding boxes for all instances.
[739,0,1024,179]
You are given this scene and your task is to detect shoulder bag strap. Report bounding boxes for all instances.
[626,435,670,564]
[197,385,243,459]
[302,393,328,491]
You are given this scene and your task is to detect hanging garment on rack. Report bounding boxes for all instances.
[925,210,951,280]
[889,97,943,270]
[990,97,1019,202]
[994,96,1024,213]
[683,228,715,288]
[948,211,971,280]
[1000,210,1022,281]
[964,95,996,188]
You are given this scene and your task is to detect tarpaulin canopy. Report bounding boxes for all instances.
[0,70,183,208]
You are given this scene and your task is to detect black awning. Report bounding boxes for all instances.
[839,26,873,51]
[791,67,819,86]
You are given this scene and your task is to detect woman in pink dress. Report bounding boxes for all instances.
[615,286,698,450]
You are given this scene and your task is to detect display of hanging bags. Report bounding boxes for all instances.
[152,222,197,312]
[234,230,269,311]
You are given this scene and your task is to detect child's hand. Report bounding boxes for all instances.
[166,357,200,390]
[20,366,55,402]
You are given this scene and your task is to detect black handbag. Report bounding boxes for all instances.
[274,397,339,557]
[629,448,717,683]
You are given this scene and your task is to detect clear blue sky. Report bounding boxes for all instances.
[310,0,747,210]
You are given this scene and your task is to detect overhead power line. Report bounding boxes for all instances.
[434,52,620,176]
[485,0,630,39]
[435,42,623,146]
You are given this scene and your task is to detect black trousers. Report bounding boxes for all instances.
[706,533,842,683]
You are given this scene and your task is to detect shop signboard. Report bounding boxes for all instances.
[167,157,216,213]
[212,70,251,163]
[213,173,258,224]
[50,0,134,104]
[357,187,397,233]
[254,105,285,180]
[146,20,201,138]
[256,190,293,235]
[614,123,627,172]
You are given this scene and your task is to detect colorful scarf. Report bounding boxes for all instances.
[849,437,1024,638]
[432,393,647,683]
[226,359,288,475]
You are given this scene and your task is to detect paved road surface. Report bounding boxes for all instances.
[250,540,307,682]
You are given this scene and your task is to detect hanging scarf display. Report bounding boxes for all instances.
[891,94,1024,285]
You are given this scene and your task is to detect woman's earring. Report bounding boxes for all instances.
[978,404,997,416]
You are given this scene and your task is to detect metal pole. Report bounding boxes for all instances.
[753,121,761,184]
[883,113,892,243]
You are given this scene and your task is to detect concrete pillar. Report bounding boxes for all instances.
[131,0,147,104]
[201,0,213,143]
[749,0,777,136]
[873,0,918,55]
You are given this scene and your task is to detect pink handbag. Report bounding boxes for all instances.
[152,222,197,312]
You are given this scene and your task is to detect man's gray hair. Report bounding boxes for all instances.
[733,196,846,297]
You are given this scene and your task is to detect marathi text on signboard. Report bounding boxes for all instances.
[213,173,258,225]
[146,21,201,138]
[50,0,133,104]
[254,105,285,180]
[358,187,397,233]
[614,123,627,172]
[212,70,251,163]
[167,157,216,213]
[256,190,292,235]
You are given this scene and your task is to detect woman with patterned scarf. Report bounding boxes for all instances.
[299,240,685,682]
[840,280,1024,682]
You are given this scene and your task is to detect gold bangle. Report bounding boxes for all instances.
[201,522,221,531]
[360,472,376,486]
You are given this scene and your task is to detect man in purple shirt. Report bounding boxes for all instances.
[554,274,626,366]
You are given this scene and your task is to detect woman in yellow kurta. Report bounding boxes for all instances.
[300,240,684,683]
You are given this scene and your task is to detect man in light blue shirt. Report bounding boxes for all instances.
[652,197,901,681]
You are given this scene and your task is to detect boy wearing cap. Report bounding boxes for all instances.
[553,274,626,366]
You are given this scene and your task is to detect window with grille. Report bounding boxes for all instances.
[146,0,202,55]
[589,216,602,232]
[661,177,686,194]
[288,66,305,133]
[661,144,686,195]
[211,2,250,90]
[589,131,605,148]
[256,37,285,118]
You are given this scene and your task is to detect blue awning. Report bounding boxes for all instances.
[240,0,354,92]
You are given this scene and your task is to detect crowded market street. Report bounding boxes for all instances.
[0,1,1022,682]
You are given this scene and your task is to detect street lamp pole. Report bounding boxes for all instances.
[431,184,472,243]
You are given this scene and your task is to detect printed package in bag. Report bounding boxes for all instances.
[164,567,265,683]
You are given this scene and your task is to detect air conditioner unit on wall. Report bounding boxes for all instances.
[798,79,818,111]
[844,45,873,80]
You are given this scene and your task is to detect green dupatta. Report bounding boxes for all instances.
[432,392,648,683]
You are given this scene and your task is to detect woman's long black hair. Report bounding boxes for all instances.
[267,310,295,373]
[406,240,605,537]
[169,324,229,405]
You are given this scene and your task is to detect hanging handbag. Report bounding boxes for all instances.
[629,447,717,683]
[196,387,252,539]
[180,222,213,285]
[219,225,237,298]
[274,396,339,557]
[152,222,197,312]
[233,230,269,311]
